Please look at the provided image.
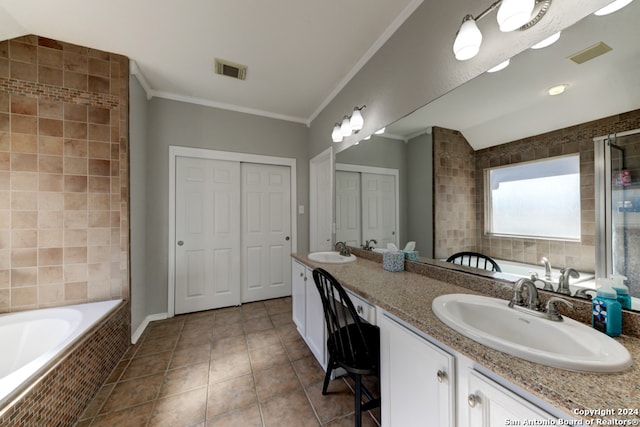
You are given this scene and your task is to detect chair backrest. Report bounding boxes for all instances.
[446,251,502,272]
[311,268,375,369]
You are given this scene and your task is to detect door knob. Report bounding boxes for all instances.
[285,236,290,241]
[436,370,447,383]
[468,394,480,408]
[177,240,184,246]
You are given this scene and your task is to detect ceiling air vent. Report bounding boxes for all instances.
[214,58,247,80]
[568,42,612,64]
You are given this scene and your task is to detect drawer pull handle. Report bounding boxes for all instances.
[436,370,447,383]
[468,394,480,408]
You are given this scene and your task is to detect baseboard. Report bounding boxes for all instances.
[131,312,168,344]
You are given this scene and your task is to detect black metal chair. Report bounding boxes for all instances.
[446,251,502,272]
[311,268,380,427]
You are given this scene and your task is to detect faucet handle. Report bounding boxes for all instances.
[545,297,573,321]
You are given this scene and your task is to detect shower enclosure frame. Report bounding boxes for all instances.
[594,128,640,280]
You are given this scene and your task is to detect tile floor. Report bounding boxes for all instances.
[76,297,380,426]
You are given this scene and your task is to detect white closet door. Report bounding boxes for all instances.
[335,170,361,247]
[361,173,397,247]
[241,163,292,303]
[175,157,241,314]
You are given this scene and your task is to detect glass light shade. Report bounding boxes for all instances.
[531,32,561,49]
[331,124,343,142]
[349,108,364,131]
[363,135,371,140]
[374,127,385,135]
[594,0,633,15]
[453,17,482,61]
[340,117,352,137]
[497,0,535,32]
[487,59,510,73]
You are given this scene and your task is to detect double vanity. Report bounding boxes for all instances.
[291,251,640,425]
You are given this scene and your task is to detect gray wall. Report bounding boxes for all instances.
[308,0,611,159]
[144,98,309,316]
[129,75,148,335]
[407,132,433,258]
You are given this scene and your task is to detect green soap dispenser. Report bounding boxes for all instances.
[592,278,622,337]
[611,274,632,310]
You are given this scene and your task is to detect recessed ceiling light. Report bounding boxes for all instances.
[594,0,633,16]
[487,59,510,73]
[547,84,568,96]
[531,31,561,49]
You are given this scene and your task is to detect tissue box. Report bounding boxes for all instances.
[383,251,405,272]
[403,250,420,261]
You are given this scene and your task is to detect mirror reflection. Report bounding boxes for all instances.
[335,2,640,310]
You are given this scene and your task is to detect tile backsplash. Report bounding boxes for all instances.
[0,35,129,312]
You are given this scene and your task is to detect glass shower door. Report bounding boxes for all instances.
[596,130,640,300]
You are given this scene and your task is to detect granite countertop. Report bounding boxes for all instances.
[292,253,640,422]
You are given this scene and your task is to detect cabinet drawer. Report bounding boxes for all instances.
[346,289,376,324]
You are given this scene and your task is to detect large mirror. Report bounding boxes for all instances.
[335,1,640,310]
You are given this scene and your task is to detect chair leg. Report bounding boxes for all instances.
[322,357,334,395]
[354,373,362,427]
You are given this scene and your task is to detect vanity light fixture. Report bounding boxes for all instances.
[453,0,552,61]
[487,58,511,72]
[547,84,568,96]
[594,0,633,16]
[331,105,366,143]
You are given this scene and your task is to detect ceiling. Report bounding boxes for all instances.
[386,0,640,150]
[0,0,422,125]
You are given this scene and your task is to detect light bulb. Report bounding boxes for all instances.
[487,59,510,73]
[375,127,385,135]
[497,0,535,32]
[349,107,364,131]
[531,32,561,49]
[453,15,482,61]
[547,84,568,96]
[340,116,352,137]
[594,0,633,15]
[331,124,343,143]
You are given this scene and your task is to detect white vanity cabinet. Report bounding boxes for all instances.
[378,311,455,427]
[465,369,557,426]
[291,260,308,335]
[378,309,569,427]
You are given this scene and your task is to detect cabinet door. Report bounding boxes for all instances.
[291,260,306,335]
[305,273,327,369]
[467,370,555,427]
[379,313,455,427]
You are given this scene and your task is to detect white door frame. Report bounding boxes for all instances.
[309,147,334,251]
[335,163,400,247]
[168,145,297,317]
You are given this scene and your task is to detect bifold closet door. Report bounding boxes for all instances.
[174,157,241,314]
[241,163,292,303]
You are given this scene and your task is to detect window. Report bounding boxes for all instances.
[485,154,581,240]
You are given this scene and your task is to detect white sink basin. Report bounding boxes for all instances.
[307,251,356,264]
[432,293,632,372]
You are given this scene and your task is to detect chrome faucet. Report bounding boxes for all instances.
[509,278,541,311]
[335,241,351,257]
[508,277,573,321]
[540,257,552,280]
[557,268,580,295]
[362,239,377,251]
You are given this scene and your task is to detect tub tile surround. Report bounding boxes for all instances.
[432,108,640,273]
[0,301,130,427]
[0,35,130,312]
[296,251,640,422]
